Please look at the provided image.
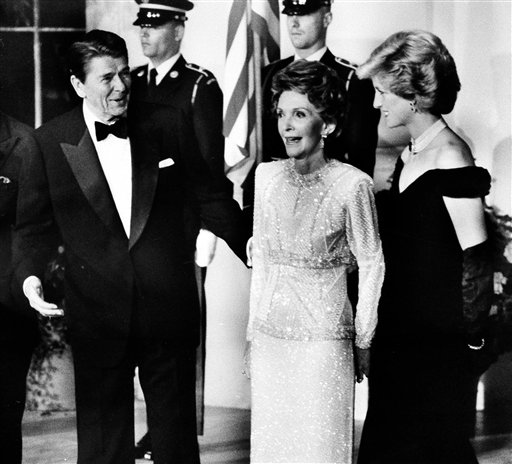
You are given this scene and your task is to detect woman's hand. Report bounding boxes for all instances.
[355,347,370,383]
[246,237,254,267]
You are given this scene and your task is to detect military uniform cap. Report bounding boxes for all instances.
[282,0,332,15]
[133,0,194,26]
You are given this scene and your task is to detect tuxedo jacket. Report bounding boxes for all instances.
[131,55,225,181]
[0,112,39,342]
[261,49,380,177]
[13,105,247,366]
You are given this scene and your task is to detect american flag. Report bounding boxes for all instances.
[223,0,280,177]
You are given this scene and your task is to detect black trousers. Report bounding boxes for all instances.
[73,339,199,464]
[0,337,35,464]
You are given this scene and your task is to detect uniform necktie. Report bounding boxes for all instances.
[148,68,158,88]
[94,119,128,142]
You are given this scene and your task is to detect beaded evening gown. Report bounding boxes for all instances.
[357,158,491,464]
[248,159,384,463]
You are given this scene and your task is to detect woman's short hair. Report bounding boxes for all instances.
[357,30,460,115]
[271,60,345,134]
[67,29,128,83]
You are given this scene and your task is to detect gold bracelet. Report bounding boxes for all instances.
[468,338,485,350]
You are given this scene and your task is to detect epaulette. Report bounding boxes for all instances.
[334,56,358,71]
[334,56,358,92]
[185,62,217,85]
[185,62,212,78]
[185,63,218,105]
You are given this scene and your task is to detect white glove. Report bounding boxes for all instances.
[195,229,218,267]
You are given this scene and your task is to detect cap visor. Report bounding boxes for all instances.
[133,17,168,26]
[282,6,318,15]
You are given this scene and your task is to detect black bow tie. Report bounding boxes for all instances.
[95,119,128,142]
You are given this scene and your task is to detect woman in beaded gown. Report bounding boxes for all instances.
[247,60,384,464]
[356,31,491,464]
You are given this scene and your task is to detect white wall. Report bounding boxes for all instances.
[87,0,512,409]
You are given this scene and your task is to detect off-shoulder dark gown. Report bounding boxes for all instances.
[357,159,490,464]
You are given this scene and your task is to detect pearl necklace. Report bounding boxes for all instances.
[409,118,447,155]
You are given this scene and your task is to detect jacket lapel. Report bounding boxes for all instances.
[154,56,186,99]
[320,48,335,67]
[132,65,150,99]
[60,113,126,238]
[129,125,159,249]
[131,57,184,104]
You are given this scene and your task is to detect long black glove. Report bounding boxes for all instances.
[462,240,496,375]
[462,240,493,343]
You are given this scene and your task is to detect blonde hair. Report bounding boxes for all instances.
[357,30,460,115]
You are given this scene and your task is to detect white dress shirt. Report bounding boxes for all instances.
[294,46,327,62]
[148,53,181,86]
[83,101,132,238]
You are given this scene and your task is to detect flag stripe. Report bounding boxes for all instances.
[252,0,280,63]
[226,0,247,56]
[224,31,254,136]
[252,14,279,63]
[223,0,280,170]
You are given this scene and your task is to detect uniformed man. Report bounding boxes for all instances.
[130,0,227,459]
[131,0,225,183]
[260,0,380,177]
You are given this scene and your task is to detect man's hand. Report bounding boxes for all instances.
[355,347,370,383]
[23,276,64,317]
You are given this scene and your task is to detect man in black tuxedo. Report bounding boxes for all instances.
[14,30,247,464]
[0,111,39,463]
[260,0,380,176]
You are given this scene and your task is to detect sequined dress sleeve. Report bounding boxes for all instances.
[346,176,385,348]
[247,161,270,341]
[248,159,384,349]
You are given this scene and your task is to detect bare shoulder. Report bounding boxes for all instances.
[434,131,474,169]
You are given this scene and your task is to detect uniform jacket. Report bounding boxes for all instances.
[0,113,39,341]
[261,49,380,177]
[13,105,248,366]
[130,55,225,181]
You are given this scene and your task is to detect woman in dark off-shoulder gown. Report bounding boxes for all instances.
[356,30,492,464]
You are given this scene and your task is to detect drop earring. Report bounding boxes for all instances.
[410,100,418,113]
[320,133,327,149]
